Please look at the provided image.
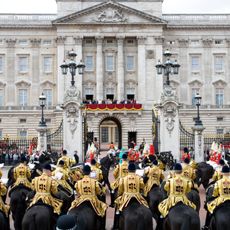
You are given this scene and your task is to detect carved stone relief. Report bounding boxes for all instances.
[94,8,127,22]
[64,85,81,102]
[66,104,79,138]
[163,103,177,134]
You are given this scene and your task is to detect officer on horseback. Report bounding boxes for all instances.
[212,159,226,182]
[0,180,10,218]
[158,163,196,218]
[57,150,75,171]
[12,156,31,190]
[29,163,63,215]
[69,165,107,217]
[90,159,103,182]
[203,165,230,229]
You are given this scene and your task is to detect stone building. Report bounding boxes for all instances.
[0,0,229,151]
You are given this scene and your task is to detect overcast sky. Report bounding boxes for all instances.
[0,0,230,14]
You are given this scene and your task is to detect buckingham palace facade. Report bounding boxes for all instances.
[0,0,230,149]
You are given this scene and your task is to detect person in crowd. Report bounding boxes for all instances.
[158,163,196,218]
[12,156,31,190]
[29,164,63,215]
[69,165,107,217]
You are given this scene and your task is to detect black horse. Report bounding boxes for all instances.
[22,203,56,230]
[118,198,153,230]
[195,162,214,189]
[68,201,105,230]
[209,201,230,230]
[161,202,200,230]
[0,210,9,230]
[9,185,32,230]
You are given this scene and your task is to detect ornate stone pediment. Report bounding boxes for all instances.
[40,80,56,87]
[188,79,203,87]
[53,1,166,25]
[212,79,227,87]
[15,80,31,88]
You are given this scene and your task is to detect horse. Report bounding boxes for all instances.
[209,200,230,230]
[118,198,153,230]
[195,162,214,189]
[9,185,32,230]
[161,202,200,230]
[68,200,105,230]
[22,203,56,230]
[146,185,165,229]
[0,210,10,230]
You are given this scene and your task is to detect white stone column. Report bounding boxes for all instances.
[36,126,48,152]
[96,37,104,101]
[56,36,66,105]
[192,125,205,163]
[74,36,83,99]
[137,36,146,103]
[117,36,125,101]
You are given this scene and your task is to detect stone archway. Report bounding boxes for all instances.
[99,116,122,150]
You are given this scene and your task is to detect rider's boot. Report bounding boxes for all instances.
[110,190,115,207]
[113,210,120,230]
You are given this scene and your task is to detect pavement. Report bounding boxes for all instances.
[1,157,206,230]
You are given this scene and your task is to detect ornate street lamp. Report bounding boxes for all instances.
[39,93,47,127]
[155,50,180,86]
[194,93,203,126]
[60,49,85,86]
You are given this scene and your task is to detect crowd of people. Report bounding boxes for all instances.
[0,141,229,229]
[82,98,137,105]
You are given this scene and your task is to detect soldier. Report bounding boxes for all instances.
[114,163,148,228]
[158,163,196,218]
[113,153,128,180]
[203,165,230,229]
[57,150,75,171]
[29,164,63,215]
[212,159,225,182]
[90,159,103,182]
[69,165,107,217]
[0,180,10,218]
[182,158,196,181]
[52,160,73,194]
[181,147,191,161]
[12,156,31,190]
[143,159,164,196]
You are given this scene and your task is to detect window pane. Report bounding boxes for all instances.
[19,89,28,106]
[85,56,93,71]
[191,56,200,71]
[19,130,27,139]
[19,57,28,72]
[216,88,224,107]
[43,89,52,106]
[191,88,199,105]
[0,89,4,106]
[101,127,109,142]
[115,127,119,143]
[106,56,114,71]
[215,56,224,71]
[126,56,134,71]
[43,57,52,72]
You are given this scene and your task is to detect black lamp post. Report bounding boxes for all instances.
[39,93,47,127]
[60,49,85,86]
[194,93,203,126]
[155,50,180,86]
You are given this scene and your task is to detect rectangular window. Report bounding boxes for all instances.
[191,88,200,106]
[0,130,2,139]
[214,56,224,72]
[43,57,52,73]
[19,129,27,139]
[216,128,224,134]
[126,56,135,71]
[43,40,52,45]
[19,119,27,123]
[216,88,224,107]
[115,127,119,143]
[0,90,3,106]
[43,89,52,107]
[18,56,29,72]
[0,56,4,73]
[18,40,28,46]
[101,127,109,143]
[106,55,114,71]
[19,89,28,106]
[191,56,200,71]
[85,56,93,71]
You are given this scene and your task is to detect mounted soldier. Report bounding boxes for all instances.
[11,156,31,190]
[90,159,103,183]
[0,180,10,226]
[57,149,75,171]
[212,158,226,182]
[29,163,63,215]
[158,163,196,218]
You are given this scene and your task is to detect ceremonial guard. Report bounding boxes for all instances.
[69,165,107,217]
[113,154,129,180]
[114,163,148,228]
[181,147,191,161]
[182,158,196,181]
[29,164,63,215]
[143,159,164,196]
[52,160,73,194]
[90,159,103,182]
[0,180,10,218]
[158,163,196,218]
[57,150,75,170]
[212,159,225,182]
[203,165,230,229]
[12,156,31,190]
